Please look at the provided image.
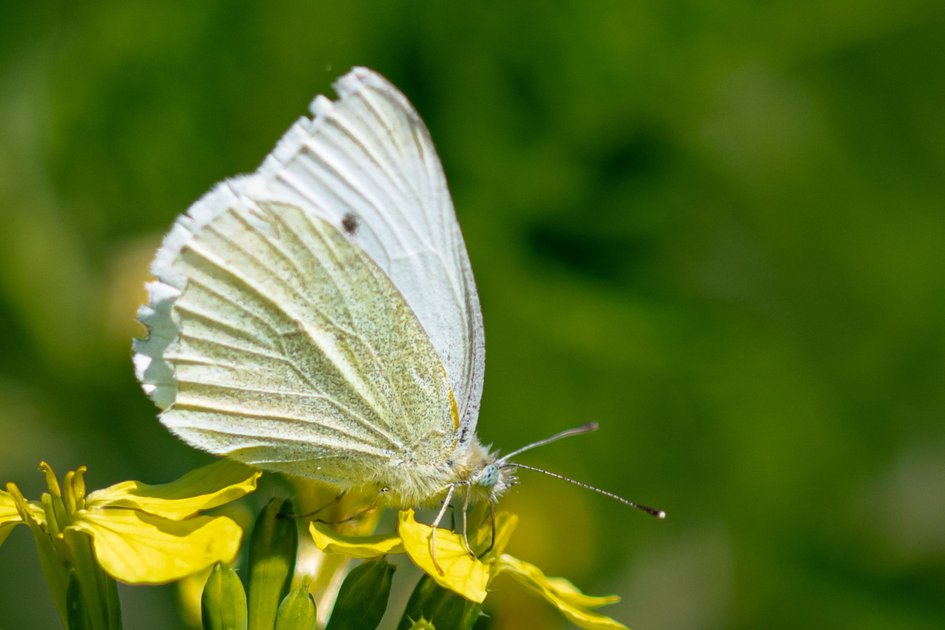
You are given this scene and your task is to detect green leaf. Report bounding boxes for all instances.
[398,574,482,630]
[202,563,248,630]
[247,498,298,630]
[326,558,396,630]
[274,582,317,630]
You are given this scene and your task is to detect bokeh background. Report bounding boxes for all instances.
[2,2,943,628]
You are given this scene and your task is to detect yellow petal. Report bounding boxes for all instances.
[0,487,45,545]
[398,509,490,604]
[495,554,627,630]
[70,508,243,584]
[1,489,23,523]
[542,574,620,609]
[309,521,404,558]
[0,491,20,546]
[86,459,260,520]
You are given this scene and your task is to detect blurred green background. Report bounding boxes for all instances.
[1,2,943,628]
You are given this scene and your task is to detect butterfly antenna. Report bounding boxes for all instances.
[497,422,600,464]
[503,462,666,519]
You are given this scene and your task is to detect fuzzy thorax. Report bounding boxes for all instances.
[356,439,516,508]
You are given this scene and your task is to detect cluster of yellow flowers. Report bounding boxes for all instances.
[1,460,627,629]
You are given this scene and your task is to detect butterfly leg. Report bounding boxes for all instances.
[313,500,382,526]
[311,489,386,525]
[477,503,497,558]
[430,483,456,575]
[290,491,346,519]
[460,481,475,557]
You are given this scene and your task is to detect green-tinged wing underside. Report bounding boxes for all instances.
[156,199,457,485]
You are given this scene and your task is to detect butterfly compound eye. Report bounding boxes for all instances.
[475,464,500,488]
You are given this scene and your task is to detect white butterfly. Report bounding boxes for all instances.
[135,67,505,508]
[134,68,661,535]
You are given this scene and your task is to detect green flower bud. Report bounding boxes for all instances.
[202,563,247,630]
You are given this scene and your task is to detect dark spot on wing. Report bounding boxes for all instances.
[341,213,359,235]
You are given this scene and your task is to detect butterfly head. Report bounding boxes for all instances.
[470,460,516,503]
[453,441,516,503]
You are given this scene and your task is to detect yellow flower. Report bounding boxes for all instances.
[309,508,629,630]
[1,459,259,584]
[493,555,624,630]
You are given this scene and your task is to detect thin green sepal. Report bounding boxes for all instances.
[7,482,70,624]
[66,569,92,630]
[64,528,122,630]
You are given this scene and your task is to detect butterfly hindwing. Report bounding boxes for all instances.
[136,184,458,488]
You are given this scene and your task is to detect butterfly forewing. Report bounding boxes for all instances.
[247,68,485,444]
